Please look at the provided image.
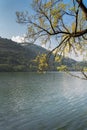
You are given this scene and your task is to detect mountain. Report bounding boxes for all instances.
[0,37,48,71]
[0,37,86,72]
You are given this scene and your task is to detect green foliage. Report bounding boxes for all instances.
[0,37,48,72]
[13,65,26,71]
[0,64,13,72]
[0,37,87,72]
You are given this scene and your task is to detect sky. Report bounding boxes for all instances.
[0,0,87,39]
[0,0,32,39]
[0,0,87,61]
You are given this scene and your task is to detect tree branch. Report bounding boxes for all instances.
[76,0,87,19]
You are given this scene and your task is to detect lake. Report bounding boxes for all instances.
[0,72,87,130]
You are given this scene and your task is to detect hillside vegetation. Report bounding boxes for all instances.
[0,37,86,72]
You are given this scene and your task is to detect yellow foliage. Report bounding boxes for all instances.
[35,0,40,3]
[55,56,61,62]
[70,7,76,12]
[28,26,35,34]
[53,20,57,28]
[58,3,67,10]
[64,43,70,56]
[72,22,76,32]
[34,54,48,72]
[51,9,59,15]
[44,1,52,8]
[82,11,86,20]
[39,17,45,27]
[57,65,67,71]
[83,68,87,72]
[52,13,61,28]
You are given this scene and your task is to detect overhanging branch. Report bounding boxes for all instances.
[76,0,87,19]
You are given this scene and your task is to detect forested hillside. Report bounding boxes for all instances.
[0,37,86,72]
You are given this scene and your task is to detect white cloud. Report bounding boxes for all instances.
[11,35,25,43]
[68,51,84,61]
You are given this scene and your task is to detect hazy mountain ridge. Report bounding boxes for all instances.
[0,37,49,71]
[0,37,86,71]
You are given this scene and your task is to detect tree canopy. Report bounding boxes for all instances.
[16,0,87,79]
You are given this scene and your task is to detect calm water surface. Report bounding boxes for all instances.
[0,72,87,130]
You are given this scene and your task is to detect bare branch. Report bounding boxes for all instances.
[66,71,87,80]
[76,0,87,19]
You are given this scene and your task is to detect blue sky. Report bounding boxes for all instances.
[0,0,32,39]
[0,0,87,61]
[0,0,87,40]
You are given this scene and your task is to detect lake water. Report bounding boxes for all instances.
[0,72,87,130]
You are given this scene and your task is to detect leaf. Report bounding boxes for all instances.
[34,54,48,72]
[44,1,52,8]
[55,56,61,62]
[58,3,67,10]
[83,67,87,72]
[71,22,75,32]
[57,65,67,71]
[39,17,45,27]
[69,7,76,12]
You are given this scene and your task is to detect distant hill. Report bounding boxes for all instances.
[0,37,86,72]
[24,43,47,54]
[0,37,48,71]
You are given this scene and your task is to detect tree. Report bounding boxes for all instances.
[16,0,87,79]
